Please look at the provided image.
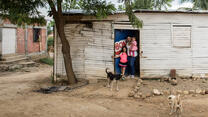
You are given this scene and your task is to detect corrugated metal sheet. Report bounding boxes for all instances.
[63,9,208,16]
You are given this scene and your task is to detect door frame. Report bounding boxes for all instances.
[112,23,141,77]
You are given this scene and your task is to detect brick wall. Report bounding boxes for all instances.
[16,28,25,53]
[16,28,46,54]
[41,29,46,51]
[2,19,47,55]
[27,28,40,53]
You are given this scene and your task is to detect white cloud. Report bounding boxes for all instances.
[169,0,193,10]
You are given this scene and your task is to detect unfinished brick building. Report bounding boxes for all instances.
[0,19,47,62]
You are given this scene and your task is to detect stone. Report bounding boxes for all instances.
[202,79,206,83]
[192,94,197,97]
[183,91,189,95]
[170,79,177,85]
[128,91,135,97]
[195,89,202,94]
[176,90,182,94]
[189,90,195,94]
[153,89,161,96]
[137,82,141,87]
[135,87,140,90]
[8,64,23,70]
[134,88,138,93]
[24,70,31,72]
[205,89,208,94]
[163,90,170,95]
[145,92,152,97]
[137,92,142,96]
[200,90,206,95]
[141,95,147,99]
[138,79,143,83]
[134,93,141,99]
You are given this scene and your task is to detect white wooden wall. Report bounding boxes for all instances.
[55,13,208,79]
[55,22,114,79]
[136,13,208,78]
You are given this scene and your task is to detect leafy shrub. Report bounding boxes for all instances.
[39,57,53,66]
[47,37,54,47]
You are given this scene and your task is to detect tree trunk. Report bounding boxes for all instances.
[55,16,77,84]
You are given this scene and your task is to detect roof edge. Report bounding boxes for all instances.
[63,9,208,16]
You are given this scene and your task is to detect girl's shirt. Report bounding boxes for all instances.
[126,43,138,57]
[120,52,127,63]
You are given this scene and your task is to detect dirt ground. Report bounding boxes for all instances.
[0,65,208,117]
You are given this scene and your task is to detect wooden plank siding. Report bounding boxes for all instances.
[55,12,208,79]
[55,22,114,79]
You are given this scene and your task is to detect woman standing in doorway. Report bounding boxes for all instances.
[126,37,138,78]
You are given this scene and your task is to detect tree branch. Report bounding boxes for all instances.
[47,0,57,15]
[57,0,63,14]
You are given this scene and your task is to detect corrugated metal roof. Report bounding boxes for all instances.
[63,9,208,15]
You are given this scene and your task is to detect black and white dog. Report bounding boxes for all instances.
[105,68,122,91]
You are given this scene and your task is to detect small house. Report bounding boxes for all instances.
[0,19,47,62]
[54,10,208,80]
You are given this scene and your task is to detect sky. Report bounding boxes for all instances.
[41,0,193,21]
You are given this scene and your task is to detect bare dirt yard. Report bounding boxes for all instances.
[0,64,208,117]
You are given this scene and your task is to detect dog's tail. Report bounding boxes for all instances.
[105,68,110,74]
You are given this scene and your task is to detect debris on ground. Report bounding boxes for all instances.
[129,77,208,99]
[34,79,89,94]
[34,86,70,94]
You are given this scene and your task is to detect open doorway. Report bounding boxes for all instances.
[114,29,140,77]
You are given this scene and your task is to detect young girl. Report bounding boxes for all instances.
[130,37,138,51]
[112,46,128,80]
[118,46,128,79]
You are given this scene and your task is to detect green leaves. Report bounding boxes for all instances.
[132,0,154,10]
[132,0,173,10]
[124,0,143,28]
[181,0,208,10]
[0,0,46,26]
[81,0,116,19]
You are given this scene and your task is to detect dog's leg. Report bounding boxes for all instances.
[107,78,110,88]
[110,80,113,91]
[169,102,175,115]
[178,102,182,117]
[176,108,180,117]
[116,80,119,91]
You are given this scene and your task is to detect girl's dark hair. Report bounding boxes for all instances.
[121,46,127,53]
